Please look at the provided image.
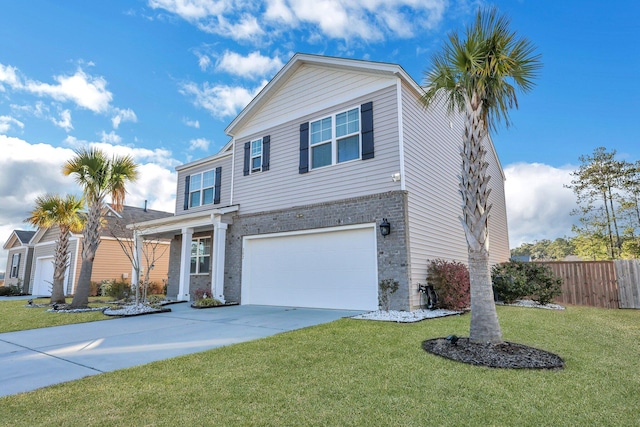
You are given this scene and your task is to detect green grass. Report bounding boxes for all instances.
[0,298,111,333]
[1,306,639,426]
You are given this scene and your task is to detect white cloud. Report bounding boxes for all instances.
[183,118,200,128]
[112,108,138,129]
[0,115,24,133]
[189,137,210,151]
[100,131,122,145]
[0,135,178,270]
[149,0,448,42]
[52,109,73,131]
[196,52,212,71]
[180,80,267,119]
[0,64,20,89]
[24,69,113,113]
[503,162,578,248]
[216,51,284,79]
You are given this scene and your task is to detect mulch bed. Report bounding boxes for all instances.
[422,337,564,369]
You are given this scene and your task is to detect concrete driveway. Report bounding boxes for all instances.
[0,302,361,397]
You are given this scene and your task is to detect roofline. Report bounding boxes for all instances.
[127,205,240,233]
[224,53,425,137]
[175,141,233,171]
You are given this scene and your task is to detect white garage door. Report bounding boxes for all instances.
[241,225,378,310]
[33,257,54,296]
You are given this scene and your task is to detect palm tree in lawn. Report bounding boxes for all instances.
[25,194,85,305]
[421,7,541,343]
[63,148,139,308]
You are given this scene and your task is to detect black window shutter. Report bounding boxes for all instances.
[299,122,309,174]
[243,142,250,176]
[262,135,270,171]
[361,101,374,160]
[183,175,190,211]
[214,167,222,204]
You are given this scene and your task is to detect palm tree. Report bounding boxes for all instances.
[25,194,84,304]
[63,148,139,308]
[421,7,541,343]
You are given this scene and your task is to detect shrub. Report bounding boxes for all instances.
[491,262,530,303]
[378,279,399,311]
[193,297,223,308]
[146,281,163,296]
[89,281,101,297]
[100,279,132,301]
[194,288,212,301]
[491,262,563,305]
[0,284,23,296]
[426,259,470,310]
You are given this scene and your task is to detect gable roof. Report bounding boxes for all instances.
[224,53,423,138]
[2,230,36,250]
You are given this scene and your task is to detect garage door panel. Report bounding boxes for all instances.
[242,226,378,310]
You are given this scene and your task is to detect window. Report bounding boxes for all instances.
[10,253,20,278]
[309,107,360,169]
[189,170,215,208]
[251,139,262,172]
[190,237,211,274]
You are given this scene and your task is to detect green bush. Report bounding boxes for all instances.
[491,261,530,303]
[0,284,23,296]
[491,261,563,305]
[100,279,132,301]
[426,259,470,310]
[193,297,223,308]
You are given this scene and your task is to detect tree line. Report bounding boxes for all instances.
[512,146,640,261]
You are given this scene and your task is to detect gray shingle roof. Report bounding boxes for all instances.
[14,230,36,244]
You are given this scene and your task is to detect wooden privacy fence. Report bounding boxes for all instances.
[538,260,640,309]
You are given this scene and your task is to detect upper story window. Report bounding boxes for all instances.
[299,102,373,175]
[243,135,270,176]
[251,139,263,173]
[189,170,215,208]
[190,237,210,275]
[310,107,360,169]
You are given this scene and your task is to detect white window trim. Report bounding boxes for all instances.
[190,237,211,275]
[189,170,216,208]
[309,106,361,170]
[250,138,263,174]
[10,253,20,278]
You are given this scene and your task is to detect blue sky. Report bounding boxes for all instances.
[1,0,639,270]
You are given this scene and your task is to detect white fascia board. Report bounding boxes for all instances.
[175,144,233,172]
[127,205,239,234]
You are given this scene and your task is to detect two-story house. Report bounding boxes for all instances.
[130,53,510,311]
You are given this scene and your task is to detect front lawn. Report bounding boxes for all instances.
[1,306,639,426]
[0,298,111,333]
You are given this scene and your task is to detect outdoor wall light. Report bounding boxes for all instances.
[379,218,391,237]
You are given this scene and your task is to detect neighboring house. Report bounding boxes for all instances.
[2,230,36,292]
[27,205,173,296]
[131,53,511,311]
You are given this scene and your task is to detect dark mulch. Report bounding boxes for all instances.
[422,337,564,370]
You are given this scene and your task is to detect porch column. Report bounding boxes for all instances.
[178,227,193,301]
[211,217,227,303]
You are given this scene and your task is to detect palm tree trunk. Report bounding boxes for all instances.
[461,93,502,344]
[50,229,70,305]
[70,202,102,308]
[468,250,501,342]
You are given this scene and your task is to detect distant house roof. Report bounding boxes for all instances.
[14,230,36,244]
[2,230,36,250]
[510,255,531,262]
[103,205,174,239]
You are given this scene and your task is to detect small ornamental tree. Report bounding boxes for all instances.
[426,259,470,310]
[491,261,563,305]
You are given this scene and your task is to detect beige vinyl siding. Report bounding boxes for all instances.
[4,247,31,287]
[401,83,510,309]
[175,155,232,215]
[90,238,170,285]
[233,84,402,214]
[238,64,397,139]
